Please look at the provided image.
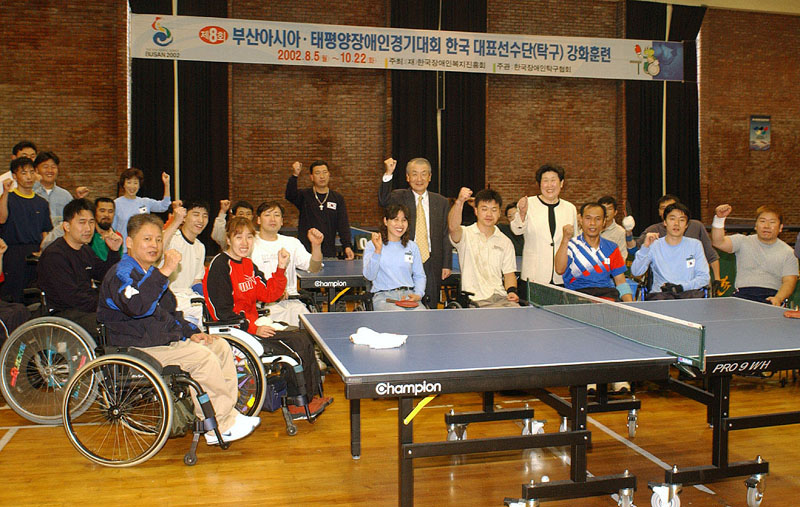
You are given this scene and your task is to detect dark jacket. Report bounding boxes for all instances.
[38,237,120,313]
[98,254,198,348]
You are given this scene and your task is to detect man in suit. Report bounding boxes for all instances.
[378,157,451,307]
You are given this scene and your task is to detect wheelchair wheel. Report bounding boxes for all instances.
[223,335,266,418]
[62,354,172,467]
[0,317,97,425]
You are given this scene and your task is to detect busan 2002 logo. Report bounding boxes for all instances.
[152,17,173,46]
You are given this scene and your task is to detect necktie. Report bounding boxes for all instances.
[416,195,430,263]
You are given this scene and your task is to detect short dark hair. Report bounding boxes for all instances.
[231,200,254,215]
[128,213,164,237]
[379,204,411,246]
[182,200,209,214]
[597,195,617,210]
[63,198,95,223]
[309,160,328,174]
[535,163,565,184]
[33,151,59,167]
[10,157,34,174]
[662,202,691,220]
[94,197,114,208]
[657,194,680,206]
[256,200,285,217]
[505,203,517,213]
[474,189,503,209]
[12,141,36,156]
[580,202,607,218]
[118,167,144,189]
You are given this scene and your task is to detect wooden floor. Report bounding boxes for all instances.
[2,372,799,506]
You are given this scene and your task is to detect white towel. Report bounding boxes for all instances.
[349,327,407,349]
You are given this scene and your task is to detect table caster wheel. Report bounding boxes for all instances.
[650,492,679,507]
[447,424,467,441]
[745,474,764,507]
[522,419,545,435]
[617,487,634,507]
[627,409,638,438]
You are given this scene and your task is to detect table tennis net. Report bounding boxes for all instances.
[527,282,705,370]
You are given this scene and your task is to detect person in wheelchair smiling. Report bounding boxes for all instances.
[363,204,427,311]
[204,217,331,419]
[630,202,710,300]
[98,213,260,446]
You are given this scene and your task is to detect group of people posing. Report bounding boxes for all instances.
[1,139,797,446]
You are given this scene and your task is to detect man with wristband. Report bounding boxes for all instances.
[555,202,633,302]
[449,187,519,308]
[711,204,797,306]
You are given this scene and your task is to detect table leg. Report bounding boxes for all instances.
[350,399,361,459]
[399,397,414,507]
[570,385,588,483]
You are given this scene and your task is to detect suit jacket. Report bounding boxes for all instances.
[379,180,451,305]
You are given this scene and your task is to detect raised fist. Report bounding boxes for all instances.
[2,179,12,194]
[161,249,182,275]
[0,238,7,255]
[172,204,187,224]
[643,232,660,248]
[277,247,290,269]
[75,186,90,199]
[622,215,635,232]
[370,232,382,254]
[161,172,170,185]
[457,187,473,204]
[517,196,528,218]
[562,224,574,240]
[307,228,324,246]
[104,231,123,251]
[715,204,732,218]
[291,161,302,177]
[384,157,397,175]
[219,199,231,215]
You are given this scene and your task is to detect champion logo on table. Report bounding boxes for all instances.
[376,380,442,396]
[315,280,347,288]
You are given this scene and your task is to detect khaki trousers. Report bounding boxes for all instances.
[138,338,238,432]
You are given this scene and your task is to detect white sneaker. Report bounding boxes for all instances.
[236,412,261,429]
[205,415,257,446]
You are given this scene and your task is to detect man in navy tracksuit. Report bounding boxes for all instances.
[97,213,259,446]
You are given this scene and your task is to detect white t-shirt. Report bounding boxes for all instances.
[730,234,798,290]
[250,234,312,296]
[451,224,517,302]
[165,229,206,291]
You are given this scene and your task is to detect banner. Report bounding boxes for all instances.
[131,14,685,82]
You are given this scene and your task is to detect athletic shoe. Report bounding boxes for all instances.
[205,415,257,445]
[289,396,333,420]
[236,412,261,429]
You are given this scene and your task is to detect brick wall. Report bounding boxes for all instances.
[486,0,626,214]
[3,1,799,237]
[698,9,800,230]
[0,2,128,200]
[228,0,390,228]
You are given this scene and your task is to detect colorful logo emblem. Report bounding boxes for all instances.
[152,17,173,47]
[199,26,228,45]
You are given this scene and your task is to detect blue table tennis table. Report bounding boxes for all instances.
[300,297,800,506]
[296,255,523,310]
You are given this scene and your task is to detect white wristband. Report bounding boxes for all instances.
[712,215,726,229]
